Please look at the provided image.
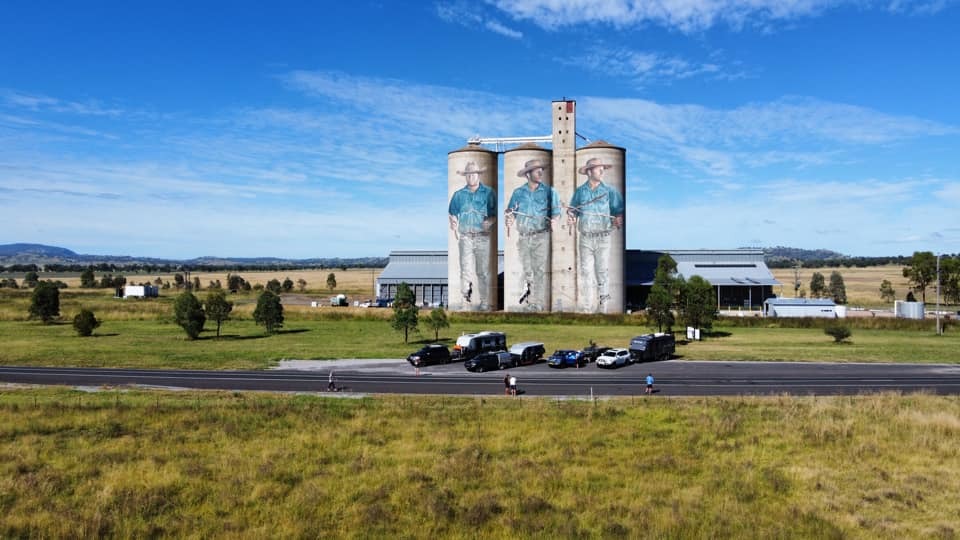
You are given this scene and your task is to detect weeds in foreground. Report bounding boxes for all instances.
[0,390,957,538]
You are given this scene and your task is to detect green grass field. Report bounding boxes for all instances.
[1,389,957,538]
[0,286,957,369]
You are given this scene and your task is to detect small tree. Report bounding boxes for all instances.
[23,271,40,288]
[646,254,678,332]
[204,290,233,338]
[296,278,307,292]
[72,308,101,337]
[425,307,449,341]
[227,273,246,292]
[173,292,206,339]
[29,281,60,323]
[809,272,826,298]
[282,278,294,293]
[679,275,715,333]
[906,291,917,302]
[828,271,847,304]
[824,322,852,343]
[266,279,282,294]
[879,279,896,303]
[391,282,419,343]
[326,273,337,291]
[80,267,97,288]
[903,251,936,303]
[253,291,284,334]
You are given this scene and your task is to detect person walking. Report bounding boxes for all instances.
[328,371,337,392]
[503,373,510,396]
[645,373,654,395]
[509,374,518,396]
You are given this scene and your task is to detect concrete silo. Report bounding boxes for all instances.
[447,145,499,311]
[550,100,578,312]
[503,144,554,312]
[572,141,626,314]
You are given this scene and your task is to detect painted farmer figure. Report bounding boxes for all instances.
[505,159,560,310]
[567,157,624,312]
[448,161,497,310]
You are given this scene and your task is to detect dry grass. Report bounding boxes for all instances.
[39,268,382,298]
[770,265,915,307]
[0,389,958,538]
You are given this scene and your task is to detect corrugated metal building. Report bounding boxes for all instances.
[763,297,838,318]
[379,249,778,311]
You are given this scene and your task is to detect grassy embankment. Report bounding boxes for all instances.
[1,389,958,538]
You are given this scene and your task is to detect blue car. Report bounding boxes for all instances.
[547,349,585,368]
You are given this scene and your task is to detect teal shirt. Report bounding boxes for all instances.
[449,184,496,233]
[568,182,624,234]
[506,182,561,234]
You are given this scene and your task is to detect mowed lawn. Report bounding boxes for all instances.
[0,315,956,369]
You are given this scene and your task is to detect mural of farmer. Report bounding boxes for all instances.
[448,161,497,310]
[567,157,624,312]
[505,158,560,310]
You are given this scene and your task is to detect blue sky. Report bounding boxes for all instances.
[2,0,958,259]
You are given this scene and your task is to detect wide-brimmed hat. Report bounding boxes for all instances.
[457,162,487,176]
[577,157,613,175]
[516,159,548,177]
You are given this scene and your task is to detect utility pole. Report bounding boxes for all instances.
[936,254,942,336]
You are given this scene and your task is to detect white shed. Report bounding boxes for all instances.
[122,285,159,298]
[763,297,840,318]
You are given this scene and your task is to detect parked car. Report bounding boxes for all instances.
[581,343,611,363]
[629,333,676,363]
[596,348,631,368]
[547,349,585,368]
[406,344,451,367]
[464,350,512,372]
[508,342,545,366]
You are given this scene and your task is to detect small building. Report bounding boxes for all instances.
[121,285,159,298]
[894,301,925,320]
[764,297,839,318]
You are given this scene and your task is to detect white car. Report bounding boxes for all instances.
[596,348,631,368]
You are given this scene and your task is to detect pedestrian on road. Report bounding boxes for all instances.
[509,374,518,396]
[645,373,654,395]
[328,371,337,392]
[504,373,510,396]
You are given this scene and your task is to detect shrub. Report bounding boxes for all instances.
[173,292,206,339]
[72,308,101,337]
[824,322,852,343]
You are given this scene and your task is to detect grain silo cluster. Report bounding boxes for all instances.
[447,100,626,314]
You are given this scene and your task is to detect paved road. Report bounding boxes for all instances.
[2,360,960,397]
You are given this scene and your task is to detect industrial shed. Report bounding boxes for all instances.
[379,249,778,312]
[377,250,503,307]
[763,297,839,318]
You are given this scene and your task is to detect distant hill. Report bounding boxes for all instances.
[0,244,387,269]
[0,243,78,258]
[755,246,847,264]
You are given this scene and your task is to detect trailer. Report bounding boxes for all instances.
[629,333,675,362]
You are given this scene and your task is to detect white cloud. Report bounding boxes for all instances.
[435,2,524,38]
[1,89,124,116]
[489,0,842,33]
[560,45,738,86]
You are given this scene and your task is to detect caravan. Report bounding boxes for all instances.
[453,331,507,361]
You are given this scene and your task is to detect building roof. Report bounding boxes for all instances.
[634,249,780,287]
[764,297,835,306]
[379,250,503,283]
[379,249,779,288]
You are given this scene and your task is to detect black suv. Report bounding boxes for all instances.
[407,344,451,367]
[581,344,611,363]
